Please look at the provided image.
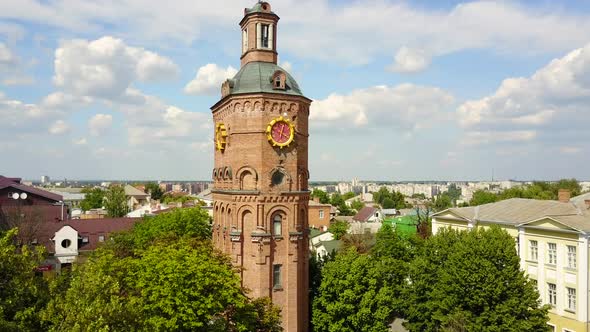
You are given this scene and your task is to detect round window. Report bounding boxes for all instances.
[271,171,284,186]
[61,239,71,248]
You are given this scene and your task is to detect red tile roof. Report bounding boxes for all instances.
[353,206,378,222]
[38,217,140,253]
[0,176,62,202]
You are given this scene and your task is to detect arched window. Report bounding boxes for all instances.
[273,214,282,236]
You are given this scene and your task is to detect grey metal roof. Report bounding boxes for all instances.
[448,198,579,224]
[438,198,590,232]
[227,61,303,97]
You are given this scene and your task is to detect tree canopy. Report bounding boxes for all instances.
[0,229,48,331]
[104,186,128,217]
[80,187,105,211]
[311,189,330,204]
[404,226,549,331]
[42,207,281,332]
[469,179,582,206]
[144,182,164,201]
[328,220,349,240]
[373,187,407,210]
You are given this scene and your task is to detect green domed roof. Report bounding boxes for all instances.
[227,62,303,97]
[245,2,275,15]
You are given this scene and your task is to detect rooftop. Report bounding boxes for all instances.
[226,61,303,97]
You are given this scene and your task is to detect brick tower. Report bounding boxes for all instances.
[210,2,311,331]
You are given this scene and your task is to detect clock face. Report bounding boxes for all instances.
[271,121,291,144]
[215,123,228,151]
[266,117,294,148]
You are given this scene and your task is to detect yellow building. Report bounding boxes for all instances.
[432,192,590,332]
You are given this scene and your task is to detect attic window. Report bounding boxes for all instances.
[272,71,286,90]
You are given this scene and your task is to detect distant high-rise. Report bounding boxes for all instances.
[41,175,50,184]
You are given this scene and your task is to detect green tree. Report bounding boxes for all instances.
[312,248,405,332]
[446,184,462,204]
[404,226,549,331]
[469,190,499,206]
[330,193,353,216]
[144,182,164,201]
[42,208,281,332]
[104,186,129,217]
[342,192,356,201]
[381,197,395,209]
[350,199,365,212]
[80,187,105,211]
[0,229,48,331]
[434,193,453,211]
[311,189,330,204]
[328,220,349,240]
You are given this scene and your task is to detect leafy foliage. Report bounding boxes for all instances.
[312,247,406,332]
[104,185,128,217]
[433,192,453,211]
[42,207,281,331]
[350,199,365,212]
[0,229,48,331]
[469,179,582,206]
[330,193,353,216]
[373,187,407,209]
[328,219,349,240]
[144,182,164,201]
[80,187,105,211]
[404,226,549,331]
[311,189,330,204]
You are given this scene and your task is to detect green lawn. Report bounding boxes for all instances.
[384,215,417,236]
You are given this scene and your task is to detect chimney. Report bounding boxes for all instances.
[558,189,571,203]
[313,196,320,203]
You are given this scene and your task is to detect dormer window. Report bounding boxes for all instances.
[271,70,286,90]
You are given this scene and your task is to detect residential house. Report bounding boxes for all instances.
[39,217,140,272]
[349,206,383,234]
[309,199,334,230]
[309,228,341,259]
[432,190,590,332]
[124,185,150,211]
[0,176,67,244]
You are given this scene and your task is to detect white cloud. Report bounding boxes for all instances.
[388,47,431,73]
[48,120,70,135]
[458,43,590,145]
[88,113,113,136]
[0,92,62,135]
[183,63,237,96]
[53,36,178,100]
[73,137,88,145]
[3,1,590,67]
[2,76,35,86]
[559,147,582,155]
[310,84,455,131]
[0,42,16,65]
[278,60,293,73]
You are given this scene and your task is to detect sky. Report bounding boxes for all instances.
[1,0,589,182]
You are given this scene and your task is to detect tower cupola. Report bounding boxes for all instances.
[239,1,279,66]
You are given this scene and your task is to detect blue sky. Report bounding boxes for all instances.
[1,0,589,181]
